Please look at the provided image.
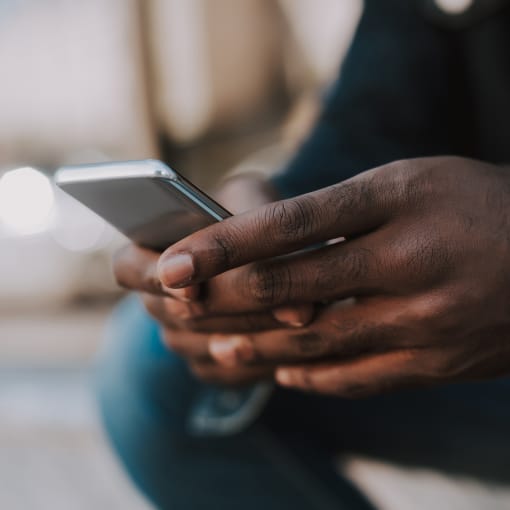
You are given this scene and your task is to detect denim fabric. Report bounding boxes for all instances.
[96,295,374,510]
[97,296,510,509]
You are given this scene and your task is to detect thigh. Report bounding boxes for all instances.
[96,295,375,510]
[265,380,510,483]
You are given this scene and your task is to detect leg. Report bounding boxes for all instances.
[318,380,510,483]
[96,295,374,510]
[263,374,510,484]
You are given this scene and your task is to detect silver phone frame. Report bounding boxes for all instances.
[55,159,230,222]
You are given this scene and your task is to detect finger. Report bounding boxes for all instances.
[113,244,167,295]
[189,360,274,386]
[163,329,287,366]
[158,168,395,287]
[114,245,201,300]
[208,298,405,366]
[141,293,199,327]
[189,312,286,334]
[162,328,210,360]
[275,350,424,397]
[272,304,315,327]
[208,334,258,367]
[202,239,383,314]
[142,294,287,333]
[165,285,201,302]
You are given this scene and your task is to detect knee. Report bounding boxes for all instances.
[95,295,197,468]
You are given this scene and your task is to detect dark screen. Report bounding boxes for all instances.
[60,177,220,251]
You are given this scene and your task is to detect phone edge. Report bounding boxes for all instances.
[55,159,175,185]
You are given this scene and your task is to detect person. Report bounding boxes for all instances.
[97,1,510,508]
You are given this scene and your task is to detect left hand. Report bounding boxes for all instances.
[157,156,510,397]
[112,173,313,386]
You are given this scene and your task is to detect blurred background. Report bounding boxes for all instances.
[3,1,510,509]
[0,1,361,508]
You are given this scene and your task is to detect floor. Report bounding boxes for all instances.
[1,305,510,510]
[0,305,152,510]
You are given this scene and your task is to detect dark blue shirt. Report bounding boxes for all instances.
[272,0,510,198]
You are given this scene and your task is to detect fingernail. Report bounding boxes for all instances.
[158,253,194,288]
[276,369,293,386]
[164,285,199,302]
[273,305,313,327]
[209,335,254,366]
[162,285,190,302]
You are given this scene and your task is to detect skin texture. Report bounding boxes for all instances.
[114,174,314,385]
[142,156,510,397]
[153,157,510,397]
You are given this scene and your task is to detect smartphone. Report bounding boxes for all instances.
[55,159,231,251]
[55,158,273,435]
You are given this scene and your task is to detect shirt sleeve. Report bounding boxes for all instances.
[271,0,475,199]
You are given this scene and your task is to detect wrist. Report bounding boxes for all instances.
[214,174,280,214]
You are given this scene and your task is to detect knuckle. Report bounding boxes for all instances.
[328,317,392,357]
[388,233,453,286]
[337,247,374,284]
[409,297,445,331]
[398,157,460,207]
[313,250,345,294]
[434,294,473,337]
[405,292,463,341]
[209,230,238,271]
[246,262,290,307]
[327,175,380,218]
[290,331,329,358]
[264,196,321,243]
[384,158,412,182]
[328,180,365,212]
[372,158,429,211]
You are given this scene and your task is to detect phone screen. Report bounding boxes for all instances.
[59,175,226,251]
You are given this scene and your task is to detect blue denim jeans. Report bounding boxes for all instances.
[96,296,510,510]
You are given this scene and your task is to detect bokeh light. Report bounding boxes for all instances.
[434,0,474,14]
[0,167,55,235]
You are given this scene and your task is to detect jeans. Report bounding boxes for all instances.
[96,296,510,510]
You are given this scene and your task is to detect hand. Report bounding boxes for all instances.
[113,174,312,385]
[157,156,510,397]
